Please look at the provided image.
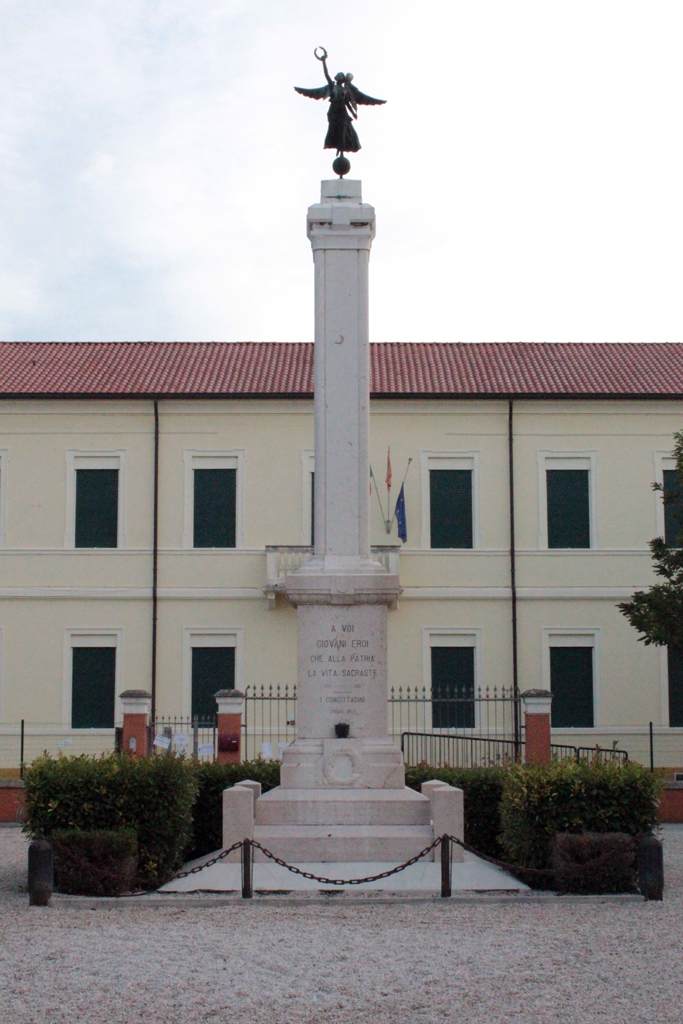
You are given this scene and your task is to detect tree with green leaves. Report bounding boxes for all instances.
[618,430,683,649]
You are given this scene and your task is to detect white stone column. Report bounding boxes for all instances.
[283,180,402,790]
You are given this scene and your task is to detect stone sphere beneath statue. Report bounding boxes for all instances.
[332,155,351,178]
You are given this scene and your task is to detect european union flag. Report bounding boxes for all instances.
[395,483,407,543]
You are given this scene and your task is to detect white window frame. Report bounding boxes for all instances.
[422,627,482,731]
[537,450,598,550]
[419,451,482,550]
[654,451,677,540]
[301,449,315,546]
[182,626,244,718]
[0,449,8,548]
[62,628,124,727]
[542,627,602,729]
[183,450,245,550]
[65,450,127,549]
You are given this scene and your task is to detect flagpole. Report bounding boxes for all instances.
[385,446,392,534]
[389,458,413,530]
[370,466,388,526]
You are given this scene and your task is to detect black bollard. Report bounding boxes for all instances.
[241,839,253,899]
[28,836,53,906]
[440,834,451,898]
[638,827,664,901]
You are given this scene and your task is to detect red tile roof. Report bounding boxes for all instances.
[0,341,680,398]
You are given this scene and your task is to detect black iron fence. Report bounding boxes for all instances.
[151,718,217,761]
[1,699,680,775]
[388,684,520,742]
[400,733,629,768]
[242,684,298,761]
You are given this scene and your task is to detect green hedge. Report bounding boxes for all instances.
[186,759,281,860]
[23,754,198,888]
[52,828,138,897]
[405,764,507,858]
[499,760,662,870]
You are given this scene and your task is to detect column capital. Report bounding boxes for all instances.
[307,179,375,251]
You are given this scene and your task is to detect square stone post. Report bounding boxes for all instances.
[120,690,151,757]
[215,689,244,764]
[250,179,432,864]
[281,179,403,790]
[521,689,553,764]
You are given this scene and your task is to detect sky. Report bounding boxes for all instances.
[0,0,682,345]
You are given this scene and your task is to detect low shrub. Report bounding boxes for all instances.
[405,764,507,859]
[186,758,281,860]
[23,753,198,888]
[52,828,138,897]
[550,832,637,894]
[499,760,661,871]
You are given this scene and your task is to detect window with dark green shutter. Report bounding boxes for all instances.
[668,648,683,727]
[550,646,594,727]
[431,646,475,728]
[75,469,118,548]
[71,647,116,728]
[663,470,683,546]
[546,470,590,548]
[191,647,235,724]
[429,470,473,549]
[193,469,236,547]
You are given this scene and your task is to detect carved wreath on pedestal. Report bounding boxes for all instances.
[322,744,363,787]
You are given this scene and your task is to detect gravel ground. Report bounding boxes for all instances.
[1,825,682,1024]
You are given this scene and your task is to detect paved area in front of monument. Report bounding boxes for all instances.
[2,825,681,1024]
[160,848,528,892]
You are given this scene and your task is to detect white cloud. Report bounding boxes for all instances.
[0,0,681,342]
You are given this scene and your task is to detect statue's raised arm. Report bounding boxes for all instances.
[294,47,386,177]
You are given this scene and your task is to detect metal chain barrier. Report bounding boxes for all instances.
[169,840,245,880]
[248,837,442,885]
[448,835,556,878]
[153,833,637,898]
[448,834,640,880]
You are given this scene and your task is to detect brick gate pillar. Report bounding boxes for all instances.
[120,690,152,757]
[521,689,553,764]
[215,689,244,764]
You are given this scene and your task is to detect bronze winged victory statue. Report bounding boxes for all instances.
[295,47,386,177]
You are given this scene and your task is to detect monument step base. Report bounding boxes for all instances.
[252,824,436,863]
[255,786,430,826]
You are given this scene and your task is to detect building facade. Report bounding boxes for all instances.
[1,340,682,768]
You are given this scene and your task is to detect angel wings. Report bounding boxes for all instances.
[294,80,386,110]
[295,71,386,155]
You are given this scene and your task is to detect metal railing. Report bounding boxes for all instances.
[152,718,217,761]
[401,732,519,768]
[2,706,675,776]
[389,684,520,742]
[0,722,118,777]
[242,684,297,761]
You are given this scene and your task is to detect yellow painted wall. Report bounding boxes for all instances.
[0,395,680,733]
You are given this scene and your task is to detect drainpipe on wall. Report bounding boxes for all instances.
[151,398,159,725]
[508,399,521,756]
